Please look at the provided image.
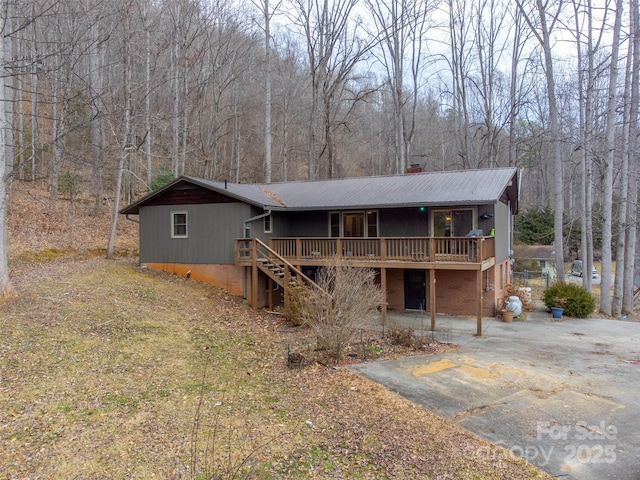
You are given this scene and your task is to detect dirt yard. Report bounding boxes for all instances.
[0,183,552,479]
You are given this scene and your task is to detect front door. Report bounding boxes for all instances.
[404,270,426,310]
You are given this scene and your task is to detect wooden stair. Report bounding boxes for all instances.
[239,238,332,318]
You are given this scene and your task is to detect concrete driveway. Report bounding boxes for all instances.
[349,310,640,479]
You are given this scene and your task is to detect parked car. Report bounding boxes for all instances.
[570,260,598,278]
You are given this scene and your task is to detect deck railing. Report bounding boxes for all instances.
[253,236,494,264]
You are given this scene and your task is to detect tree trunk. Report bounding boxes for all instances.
[0,3,14,298]
[145,27,152,188]
[599,0,623,315]
[623,0,640,314]
[107,13,133,260]
[264,0,272,182]
[535,0,565,282]
[90,22,104,213]
[613,9,633,315]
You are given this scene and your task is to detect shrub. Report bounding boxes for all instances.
[150,164,175,191]
[297,257,384,361]
[58,171,81,200]
[543,283,595,318]
[283,279,309,327]
[387,325,414,348]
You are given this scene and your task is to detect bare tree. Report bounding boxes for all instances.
[0,0,14,298]
[622,0,640,314]
[571,0,605,294]
[445,0,474,168]
[366,0,434,174]
[599,0,623,315]
[472,0,512,168]
[251,0,283,183]
[107,0,134,259]
[288,0,372,180]
[517,0,566,283]
[507,4,534,167]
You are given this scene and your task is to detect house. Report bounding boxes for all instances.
[513,244,557,279]
[120,167,520,335]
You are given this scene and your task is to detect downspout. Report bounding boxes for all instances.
[124,214,139,224]
[243,210,272,239]
[242,209,272,299]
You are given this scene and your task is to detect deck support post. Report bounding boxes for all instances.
[429,269,436,331]
[380,267,387,326]
[476,269,483,336]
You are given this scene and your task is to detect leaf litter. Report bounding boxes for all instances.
[0,257,551,479]
[0,184,551,479]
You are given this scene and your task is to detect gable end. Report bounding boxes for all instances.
[145,184,238,207]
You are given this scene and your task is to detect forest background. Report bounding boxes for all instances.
[0,0,638,317]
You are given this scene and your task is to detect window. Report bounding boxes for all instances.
[264,213,272,233]
[367,211,378,237]
[330,213,340,237]
[329,211,378,237]
[171,211,187,238]
[343,212,365,237]
[432,209,474,236]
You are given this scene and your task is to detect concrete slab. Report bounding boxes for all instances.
[350,312,640,479]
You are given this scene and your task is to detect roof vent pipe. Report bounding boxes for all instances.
[225,179,228,189]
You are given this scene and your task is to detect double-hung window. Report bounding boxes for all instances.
[171,211,188,238]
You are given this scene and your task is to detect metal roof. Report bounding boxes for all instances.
[120,167,519,215]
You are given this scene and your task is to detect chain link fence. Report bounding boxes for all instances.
[511,270,552,301]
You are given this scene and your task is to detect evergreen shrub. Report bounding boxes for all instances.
[543,282,596,318]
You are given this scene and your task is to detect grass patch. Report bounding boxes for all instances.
[0,259,552,479]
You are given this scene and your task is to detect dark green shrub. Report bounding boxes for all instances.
[150,164,175,191]
[543,283,596,318]
[58,171,81,200]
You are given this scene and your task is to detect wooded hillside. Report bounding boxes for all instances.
[1,0,638,314]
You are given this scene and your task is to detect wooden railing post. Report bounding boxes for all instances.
[380,238,387,260]
[251,238,258,310]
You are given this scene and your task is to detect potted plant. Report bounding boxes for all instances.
[550,297,567,319]
[500,301,516,322]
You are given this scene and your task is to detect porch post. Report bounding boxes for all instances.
[251,261,258,310]
[283,265,290,314]
[380,267,387,326]
[268,277,273,311]
[429,269,436,330]
[476,269,483,336]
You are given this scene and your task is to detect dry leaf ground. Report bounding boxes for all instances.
[0,184,552,479]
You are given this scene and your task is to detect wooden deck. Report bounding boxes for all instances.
[236,236,495,270]
[235,236,495,336]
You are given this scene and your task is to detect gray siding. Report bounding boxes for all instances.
[276,211,329,237]
[139,202,251,264]
[378,208,429,236]
[494,201,511,262]
[268,208,431,238]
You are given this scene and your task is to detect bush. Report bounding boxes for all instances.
[296,257,384,361]
[58,171,81,200]
[543,283,596,318]
[150,164,175,191]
